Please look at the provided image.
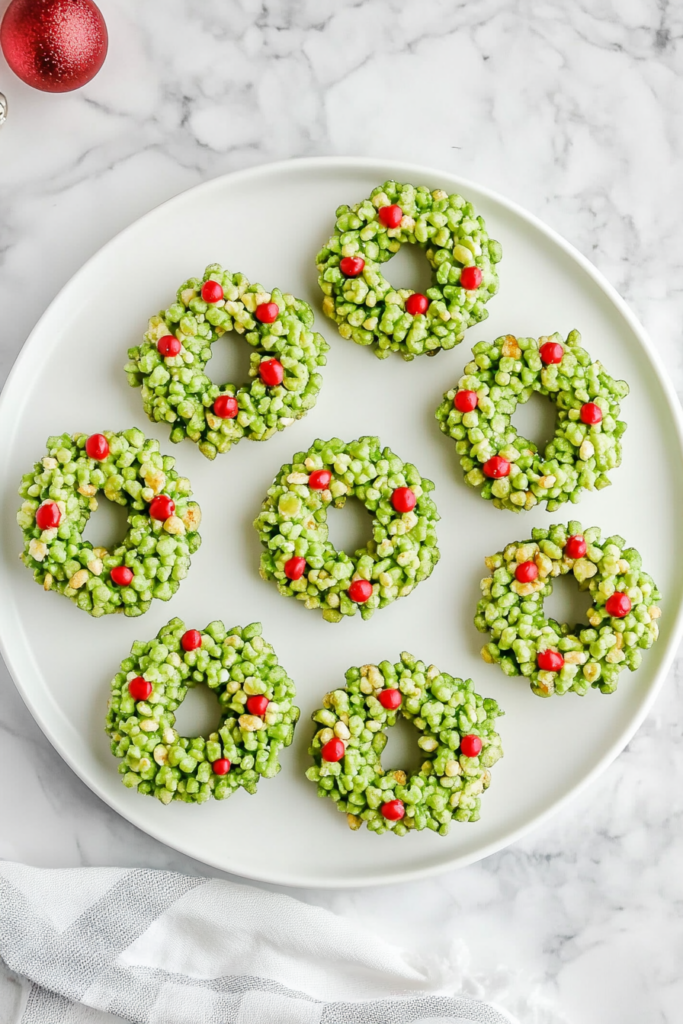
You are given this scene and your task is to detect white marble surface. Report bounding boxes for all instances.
[1,2,683,1021]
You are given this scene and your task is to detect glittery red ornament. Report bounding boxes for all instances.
[1,0,108,93]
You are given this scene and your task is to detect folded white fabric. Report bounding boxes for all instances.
[0,862,562,1024]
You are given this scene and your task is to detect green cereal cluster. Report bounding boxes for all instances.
[316,181,502,360]
[475,522,661,697]
[106,619,299,804]
[436,330,629,511]
[125,265,329,460]
[306,654,503,836]
[253,436,440,622]
[17,430,201,617]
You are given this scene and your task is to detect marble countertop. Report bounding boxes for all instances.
[2,3,683,1021]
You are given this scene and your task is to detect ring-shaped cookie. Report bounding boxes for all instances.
[126,264,329,460]
[253,436,440,622]
[17,429,201,617]
[106,618,299,803]
[316,181,502,361]
[475,521,661,696]
[436,330,629,511]
[306,653,504,835]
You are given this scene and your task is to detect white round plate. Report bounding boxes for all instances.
[1,157,682,889]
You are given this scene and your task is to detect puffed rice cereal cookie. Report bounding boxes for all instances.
[106,618,299,803]
[436,330,629,511]
[316,181,502,360]
[306,653,503,835]
[126,265,329,460]
[17,429,201,617]
[253,436,440,622]
[475,521,661,696]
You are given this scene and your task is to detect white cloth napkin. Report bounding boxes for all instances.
[0,861,563,1024]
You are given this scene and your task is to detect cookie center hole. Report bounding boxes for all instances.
[204,331,252,389]
[82,498,129,551]
[513,391,557,451]
[544,572,593,630]
[386,242,433,294]
[326,497,372,557]
[173,685,222,740]
[382,714,423,775]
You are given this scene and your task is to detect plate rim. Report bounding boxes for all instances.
[2,154,682,888]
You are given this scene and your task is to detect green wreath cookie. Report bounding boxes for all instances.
[106,618,299,804]
[125,264,329,460]
[475,521,661,696]
[17,429,201,617]
[436,330,629,512]
[305,653,503,835]
[253,436,440,622]
[316,181,502,361]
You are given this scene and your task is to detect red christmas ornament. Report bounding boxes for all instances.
[1,0,108,93]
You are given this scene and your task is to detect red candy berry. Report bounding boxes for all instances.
[580,402,603,425]
[540,341,564,365]
[381,799,405,821]
[565,535,587,559]
[128,677,152,701]
[378,689,402,710]
[515,561,539,583]
[212,758,231,775]
[405,293,429,316]
[348,579,373,603]
[111,565,133,586]
[85,433,109,460]
[454,390,478,413]
[460,734,483,758]
[605,592,632,618]
[340,256,365,277]
[181,629,202,652]
[149,495,175,521]
[378,204,402,228]
[213,395,238,419]
[259,359,284,387]
[201,280,224,303]
[309,469,332,490]
[36,501,61,530]
[391,487,416,513]
[537,649,564,672]
[483,456,510,478]
[284,556,306,581]
[255,302,279,324]
[321,737,345,762]
[158,334,181,358]
[460,266,483,290]
[246,695,269,716]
